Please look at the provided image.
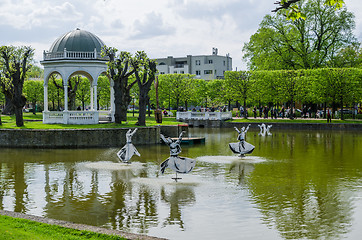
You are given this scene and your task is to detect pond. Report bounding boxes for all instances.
[0,127,362,240]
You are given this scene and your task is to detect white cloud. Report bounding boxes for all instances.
[0,0,361,70]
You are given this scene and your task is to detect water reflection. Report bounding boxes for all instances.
[0,128,361,239]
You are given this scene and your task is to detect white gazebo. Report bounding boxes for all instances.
[41,28,115,124]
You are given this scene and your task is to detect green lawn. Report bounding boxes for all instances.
[0,112,182,129]
[0,215,125,240]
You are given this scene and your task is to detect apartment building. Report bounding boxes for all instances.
[155,48,232,80]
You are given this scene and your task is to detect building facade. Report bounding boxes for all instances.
[155,48,232,80]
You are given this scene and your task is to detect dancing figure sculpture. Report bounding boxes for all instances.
[117,128,140,163]
[229,125,255,157]
[160,131,196,181]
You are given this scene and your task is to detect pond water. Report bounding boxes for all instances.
[0,128,362,240]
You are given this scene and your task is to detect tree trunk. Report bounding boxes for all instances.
[14,106,24,127]
[3,97,14,115]
[138,91,148,126]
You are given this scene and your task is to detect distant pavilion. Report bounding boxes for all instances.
[41,28,115,124]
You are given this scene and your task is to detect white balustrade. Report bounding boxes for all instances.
[43,111,99,124]
[176,111,232,121]
[43,50,106,60]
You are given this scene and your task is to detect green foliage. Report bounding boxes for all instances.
[157,74,195,110]
[275,0,345,20]
[97,75,111,109]
[245,0,356,70]
[23,79,44,104]
[75,77,90,110]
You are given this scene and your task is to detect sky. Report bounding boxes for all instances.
[1,0,362,70]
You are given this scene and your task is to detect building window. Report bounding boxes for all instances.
[204,70,213,74]
[196,70,201,75]
[223,60,226,66]
[196,60,201,65]
[208,59,213,64]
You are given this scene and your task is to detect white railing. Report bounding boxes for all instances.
[43,111,99,124]
[176,111,232,121]
[43,50,107,60]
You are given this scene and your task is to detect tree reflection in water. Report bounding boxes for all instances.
[246,131,358,239]
[160,186,196,229]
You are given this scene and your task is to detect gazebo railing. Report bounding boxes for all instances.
[43,111,99,124]
[43,49,107,61]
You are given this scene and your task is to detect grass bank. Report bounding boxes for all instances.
[0,215,125,240]
[0,113,182,129]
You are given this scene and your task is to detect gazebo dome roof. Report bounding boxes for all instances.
[49,28,105,53]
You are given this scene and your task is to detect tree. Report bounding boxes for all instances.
[48,75,64,111]
[131,51,156,126]
[273,0,345,20]
[75,77,90,110]
[225,71,253,119]
[0,46,34,127]
[244,0,357,70]
[97,76,111,110]
[23,80,43,114]
[158,74,195,111]
[102,47,136,123]
[52,75,81,110]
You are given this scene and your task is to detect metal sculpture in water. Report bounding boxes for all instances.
[160,131,196,181]
[258,123,266,136]
[229,125,255,157]
[117,128,140,163]
[266,125,273,136]
[258,123,272,136]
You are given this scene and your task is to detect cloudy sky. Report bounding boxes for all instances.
[1,0,362,70]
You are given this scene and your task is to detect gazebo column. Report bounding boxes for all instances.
[44,85,48,112]
[90,86,94,111]
[64,85,68,111]
[93,85,98,111]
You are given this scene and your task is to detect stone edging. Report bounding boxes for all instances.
[0,210,167,240]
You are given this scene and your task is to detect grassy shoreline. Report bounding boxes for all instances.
[0,214,126,240]
[0,112,361,129]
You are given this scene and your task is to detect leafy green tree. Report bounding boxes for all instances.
[97,76,110,110]
[273,0,345,20]
[244,0,356,70]
[275,70,300,118]
[27,65,44,79]
[225,71,253,118]
[131,51,156,126]
[48,75,64,111]
[158,74,195,111]
[102,47,136,123]
[75,77,90,110]
[0,45,34,127]
[23,80,43,114]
